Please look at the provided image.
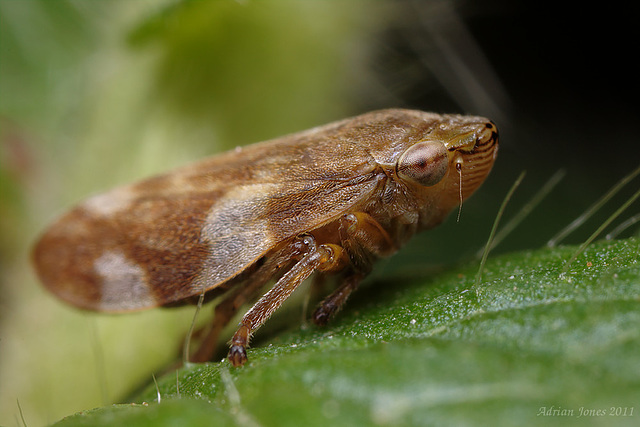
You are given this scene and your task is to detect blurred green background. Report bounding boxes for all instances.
[1,0,638,425]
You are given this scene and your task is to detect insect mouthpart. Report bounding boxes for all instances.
[454,121,499,197]
[445,120,498,153]
[474,121,499,152]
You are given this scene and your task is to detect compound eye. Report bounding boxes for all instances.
[397,141,449,186]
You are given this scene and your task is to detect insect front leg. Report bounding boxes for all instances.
[227,234,344,367]
[313,212,397,326]
[312,272,363,326]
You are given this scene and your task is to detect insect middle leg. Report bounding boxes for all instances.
[312,212,397,326]
[189,245,296,363]
[189,270,273,363]
[227,234,344,367]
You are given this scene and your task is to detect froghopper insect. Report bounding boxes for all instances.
[32,109,498,366]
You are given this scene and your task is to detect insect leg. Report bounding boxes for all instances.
[190,245,295,363]
[312,212,397,326]
[339,212,397,270]
[227,235,342,367]
[189,271,273,363]
[312,272,363,326]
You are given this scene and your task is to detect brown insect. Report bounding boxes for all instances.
[32,109,498,367]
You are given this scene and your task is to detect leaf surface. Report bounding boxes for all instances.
[54,238,640,426]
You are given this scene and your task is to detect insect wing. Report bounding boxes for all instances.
[33,122,380,312]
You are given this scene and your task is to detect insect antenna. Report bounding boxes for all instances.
[475,171,526,286]
[548,164,640,247]
[456,159,464,222]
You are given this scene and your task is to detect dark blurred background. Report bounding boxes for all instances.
[364,0,639,255]
[1,1,638,424]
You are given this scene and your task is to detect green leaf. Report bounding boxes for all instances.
[53,237,640,427]
[50,400,238,427]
